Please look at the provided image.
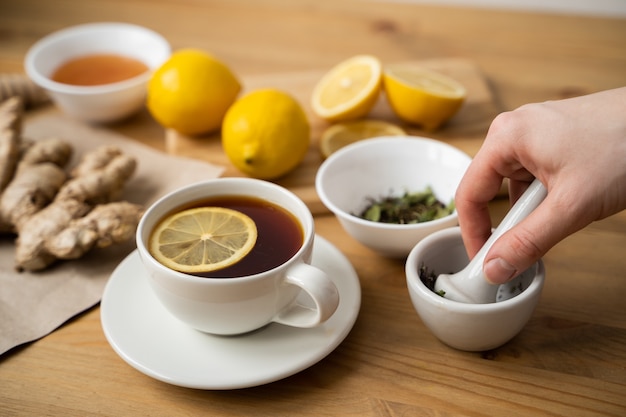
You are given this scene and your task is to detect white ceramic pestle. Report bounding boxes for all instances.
[434,179,547,304]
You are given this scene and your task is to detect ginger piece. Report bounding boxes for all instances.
[13,145,140,271]
[0,164,67,232]
[14,199,92,271]
[0,137,72,232]
[0,97,23,191]
[0,130,20,191]
[0,96,23,135]
[55,145,137,204]
[0,74,49,108]
[46,201,144,260]
[18,137,73,166]
[0,108,141,271]
[69,145,124,177]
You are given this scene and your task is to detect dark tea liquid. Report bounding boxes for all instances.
[156,196,303,278]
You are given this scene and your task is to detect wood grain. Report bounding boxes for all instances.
[0,1,625,416]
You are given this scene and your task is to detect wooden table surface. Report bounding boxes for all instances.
[1,1,625,416]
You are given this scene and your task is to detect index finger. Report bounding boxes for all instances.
[455,156,505,258]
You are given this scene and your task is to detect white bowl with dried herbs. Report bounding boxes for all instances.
[315,136,471,258]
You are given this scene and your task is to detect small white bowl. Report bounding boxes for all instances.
[315,136,472,257]
[24,22,171,123]
[405,227,545,351]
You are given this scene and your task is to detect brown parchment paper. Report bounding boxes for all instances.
[0,113,224,355]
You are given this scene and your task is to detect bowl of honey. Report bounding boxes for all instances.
[24,22,171,123]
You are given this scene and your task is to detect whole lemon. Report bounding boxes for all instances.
[147,48,241,135]
[222,89,310,180]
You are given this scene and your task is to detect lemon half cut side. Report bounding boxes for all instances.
[311,55,383,122]
[150,207,258,274]
[383,66,466,130]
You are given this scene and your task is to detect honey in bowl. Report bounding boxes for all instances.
[51,53,149,86]
[150,195,304,278]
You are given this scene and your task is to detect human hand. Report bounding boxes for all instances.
[455,87,626,284]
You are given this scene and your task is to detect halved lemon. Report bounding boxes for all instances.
[319,119,406,158]
[311,55,382,122]
[150,207,257,273]
[383,66,466,131]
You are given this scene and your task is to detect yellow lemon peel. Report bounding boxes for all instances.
[383,66,466,130]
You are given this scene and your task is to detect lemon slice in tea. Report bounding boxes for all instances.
[320,119,406,158]
[150,207,257,274]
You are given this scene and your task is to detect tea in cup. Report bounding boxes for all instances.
[136,178,340,335]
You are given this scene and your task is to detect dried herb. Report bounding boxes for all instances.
[419,263,438,291]
[419,263,445,297]
[357,186,454,224]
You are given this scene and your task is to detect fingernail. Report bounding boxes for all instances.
[484,258,517,284]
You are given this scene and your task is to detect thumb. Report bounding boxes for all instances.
[483,197,577,284]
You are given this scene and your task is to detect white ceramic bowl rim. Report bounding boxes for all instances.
[316,136,468,229]
[406,226,546,311]
[24,22,171,95]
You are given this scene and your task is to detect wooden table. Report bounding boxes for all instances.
[1,1,625,415]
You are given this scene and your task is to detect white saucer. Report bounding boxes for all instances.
[100,235,361,390]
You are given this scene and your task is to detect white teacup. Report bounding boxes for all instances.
[136,178,340,335]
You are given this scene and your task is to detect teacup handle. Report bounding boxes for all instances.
[274,263,340,328]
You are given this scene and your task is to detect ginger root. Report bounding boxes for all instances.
[14,198,92,271]
[55,146,137,204]
[0,97,144,271]
[12,145,143,271]
[0,75,49,108]
[46,202,144,260]
[0,138,72,232]
[0,97,24,191]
